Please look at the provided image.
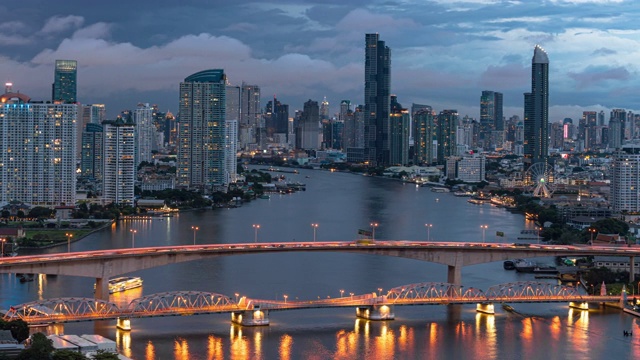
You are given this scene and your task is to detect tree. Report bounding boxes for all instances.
[16,332,53,359]
[29,206,55,219]
[52,350,88,360]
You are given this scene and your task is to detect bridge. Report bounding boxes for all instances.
[2,281,622,329]
[1,240,638,300]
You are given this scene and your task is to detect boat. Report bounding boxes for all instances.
[468,199,484,205]
[503,260,516,270]
[19,274,34,283]
[94,276,143,294]
[532,265,558,274]
[514,259,536,273]
[431,187,450,193]
[259,194,270,199]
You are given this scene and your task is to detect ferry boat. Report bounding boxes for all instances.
[468,199,484,205]
[95,277,143,294]
[431,187,450,193]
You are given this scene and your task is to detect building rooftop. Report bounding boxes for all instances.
[533,45,549,64]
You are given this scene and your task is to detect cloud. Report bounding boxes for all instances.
[0,34,31,46]
[40,15,84,35]
[335,8,418,33]
[0,21,26,32]
[568,66,630,88]
[591,47,616,55]
[72,22,112,40]
[479,63,529,89]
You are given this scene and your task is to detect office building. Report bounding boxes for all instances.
[52,60,77,103]
[102,118,135,205]
[77,104,106,157]
[480,91,504,148]
[0,90,77,206]
[225,119,238,184]
[296,99,320,150]
[177,69,227,190]
[364,33,391,166]
[610,144,640,212]
[523,45,549,165]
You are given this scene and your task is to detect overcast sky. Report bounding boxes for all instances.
[1,0,638,122]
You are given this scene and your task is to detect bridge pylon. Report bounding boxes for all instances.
[231,305,269,326]
[356,304,395,320]
[116,317,131,331]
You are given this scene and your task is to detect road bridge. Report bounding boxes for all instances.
[2,281,623,329]
[1,241,638,300]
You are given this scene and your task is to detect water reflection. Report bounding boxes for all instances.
[279,334,293,360]
[110,287,143,308]
[116,328,132,358]
[173,337,189,360]
[145,341,155,360]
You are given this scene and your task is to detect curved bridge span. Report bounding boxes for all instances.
[3,282,621,327]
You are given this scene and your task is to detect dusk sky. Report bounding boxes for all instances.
[1,0,638,122]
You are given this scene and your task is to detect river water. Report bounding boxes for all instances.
[1,168,640,359]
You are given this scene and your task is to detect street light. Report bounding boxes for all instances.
[252,224,260,243]
[65,233,73,252]
[311,223,319,242]
[130,229,137,248]
[425,224,433,241]
[0,238,5,258]
[191,226,199,245]
[588,228,597,245]
[370,222,379,241]
[340,289,344,298]
[480,225,488,243]
[283,294,288,303]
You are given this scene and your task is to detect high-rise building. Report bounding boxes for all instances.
[52,60,77,103]
[81,123,104,181]
[296,99,320,150]
[102,118,135,205]
[389,95,409,166]
[364,33,391,166]
[224,119,238,184]
[610,144,640,212]
[0,90,77,206]
[413,109,435,165]
[437,110,458,165]
[610,109,626,148]
[265,97,289,139]
[226,84,241,122]
[320,96,329,120]
[480,91,503,148]
[582,111,598,150]
[134,103,154,165]
[177,69,227,190]
[240,83,261,127]
[77,104,106,158]
[523,45,549,164]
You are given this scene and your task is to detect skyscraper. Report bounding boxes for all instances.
[610,109,626,148]
[480,90,503,148]
[77,104,106,158]
[413,108,435,165]
[364,33,391,166]
[81,123,103,181]
[296,99,320,150]
[389,95,409,166]
[437,110,458,165]
[52,60,77,103]
[0,90,77,206]
[102,118,135,205]
[134,103,154,165]
[610,144,640,212]
[225,119,238,184]
[177,69,227,190]
[523,45,549,164]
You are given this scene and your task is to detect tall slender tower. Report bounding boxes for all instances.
[524,45,549,165]
[52,60,77,103]
[364,33,391,166]
[178,69,227,190]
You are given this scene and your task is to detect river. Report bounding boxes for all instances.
[1,167,639,359]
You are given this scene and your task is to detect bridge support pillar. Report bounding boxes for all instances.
[95,277,109,302]
[630,256,635,284]
[356,305,394,320]
[569,302,590,311]
[231,307,269,326]
[476,303,495,314]
[116,318,131,331]
[447,265,462,286]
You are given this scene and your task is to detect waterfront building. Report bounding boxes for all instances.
[177,69,227,190]
[341,100,357,149]
[610,144,640,213]
[52,60,77,103]
[0,90,77,207]
[134,103,154,165]
[102,118,135,205]
[81,123,104,181]
[389,95,409,166]
[445,153,485,182]
[364,33,391,166]
[523,45,549,165]
[413,108,435,165]
[437,110,458,165]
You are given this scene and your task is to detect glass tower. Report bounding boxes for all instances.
[52,60,77,103]
[524,45,549,164]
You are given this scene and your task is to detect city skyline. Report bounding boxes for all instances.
[0,1,638,120]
